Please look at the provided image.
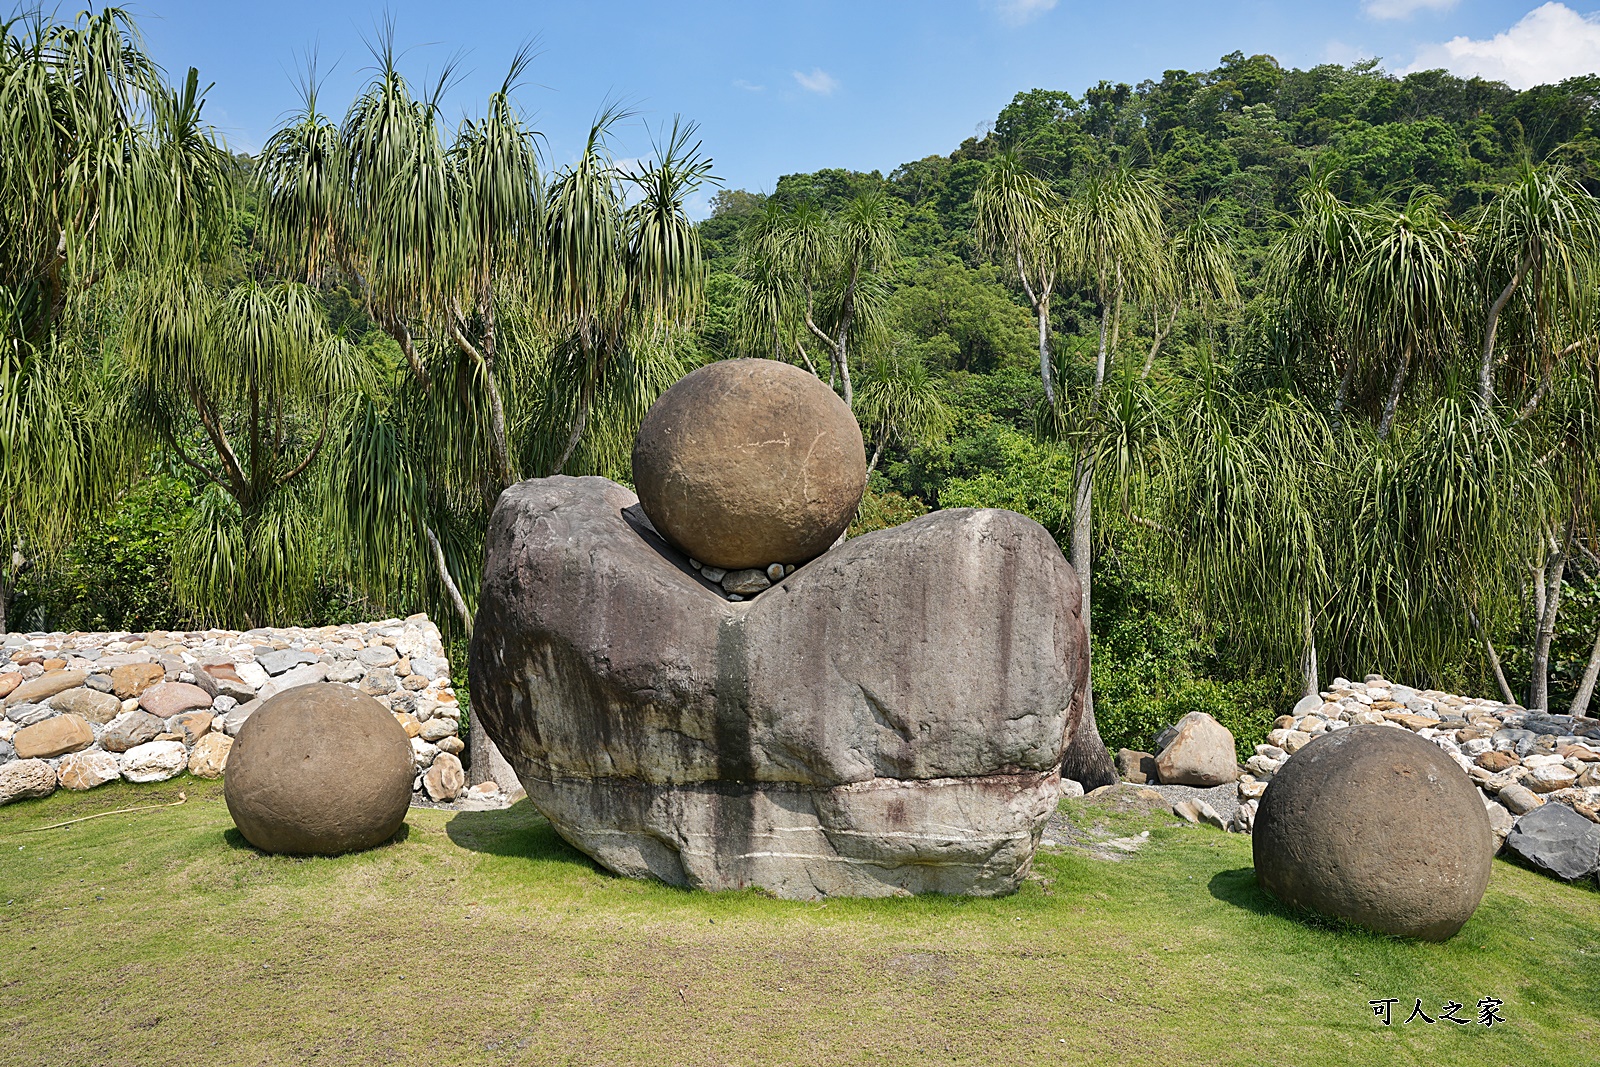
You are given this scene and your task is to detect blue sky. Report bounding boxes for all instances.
[100,1,1600,215]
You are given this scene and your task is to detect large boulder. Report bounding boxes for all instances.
[1503,802,1600,881]
[1254,726,1493,940]
[0,758,57,805]
[13,713,94,759]
[58,750,122,791]
[1154,712,1238,786]
[469,476,1098,899]
[223,683,412,855]
[4,669,87,708]
[631,359,867,570]
[48,686,122,724]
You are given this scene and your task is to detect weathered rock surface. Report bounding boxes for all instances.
[631,359,867,569]
[1116,748,1157,783]
[110,663,166,699]
[187,732,233,779]
[120,740,188,783]
[137,681,213,718]
[48,686,121,724]
[224,683,413,854]
[101,710,167,753]
[424,752,466,801]
[5,669,87,707]
[1155,712,1239,786]
[58,749,122,791]
[470,475,1095,899]
[1254,726,1493,940]
[13,713,94,759]
[1503,802,1600,881]
[0,758,57,804]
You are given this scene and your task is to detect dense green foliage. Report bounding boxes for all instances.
[7,19,1600,760]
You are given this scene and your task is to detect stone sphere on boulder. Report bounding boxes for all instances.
[1253,725,1493,940]
[223,682,413,855]
[632,358,867,570]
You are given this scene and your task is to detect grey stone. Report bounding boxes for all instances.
[1503,803,1600,881]
[358,644,399,668]
[221,699,259,737]
[5,703,56,727]
[325,661,363,684]
[1290,693,1323,718]
[419,715,458,742]
[101,710,166,752]
[407,657,444,682]
[257,663,329,702]
[1173,798,1227,830]
[257,649,318,676]
[85,673,115,694]
[469,476,1096,900]
[720,569,771,595]
[766,563,786,582]
[359,667,398,696]
[699,566,726,584]
[1497,783,1544,815]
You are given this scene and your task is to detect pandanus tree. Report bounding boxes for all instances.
[256,39,711,629]
[853,352,956,475]
[735,191,895,406]
[0,8,232,630]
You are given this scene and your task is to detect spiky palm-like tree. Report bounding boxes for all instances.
[973,151,1067,403]
[1140,208,1239,378]
[854,353,956,474]
[736,191,895,407]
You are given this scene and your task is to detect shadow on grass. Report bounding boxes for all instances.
[221,822,411,855]
[444,798,604,872]
[1209,866,1391,936]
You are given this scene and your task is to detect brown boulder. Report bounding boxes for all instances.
[5,669,87,707]
[1476,750,1519,773]
[110,662,166,699]
[169,712,212,745]
[223,683,413,855]
[424,752,466,800]
[187,732,233,779]
[1116,748,1158,783]
[1155,712,1239,786]
[0,674,20,699]
[138,682,212,718]
[1254,726,1492,941]
[13,713,94,759]
[631,358,867,569]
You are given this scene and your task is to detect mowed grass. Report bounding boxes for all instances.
[0,780,1597,1067]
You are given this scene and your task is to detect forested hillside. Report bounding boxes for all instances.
[6,17,1597,760]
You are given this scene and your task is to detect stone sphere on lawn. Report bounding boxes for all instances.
[632,358,867,570]
[223,683,413,855]
[1253,725,1493,941]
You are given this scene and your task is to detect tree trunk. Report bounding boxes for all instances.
[1530,529,1568,712]
[1479,252,1528,405]
[1570,629,1600,718]
[1037,293,1055,404]
[1069,458,1100,784]
[550,363,597,476]
[1470,608,1518,705]
[424,525,474,632]
[866,427,888,476]
[1300,597,1319,698]
[1377,343,1412,440]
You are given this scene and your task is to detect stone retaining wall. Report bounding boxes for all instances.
[0,616,510,810]
[1234,675,1600,843]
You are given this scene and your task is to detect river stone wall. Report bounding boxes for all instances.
[0,616,510,811]
[1233,675,1600,842]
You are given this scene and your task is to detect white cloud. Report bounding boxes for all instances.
[990,0,1058,26]
[1322,39,1376,66]
[1405,3,1600,88]
[733,79,765,93]
[792,68,839,95]
[1362,0,1457,20]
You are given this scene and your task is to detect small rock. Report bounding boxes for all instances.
[137,682,213,718]
[0,758,57,805]
[12,713,94,759]
[168,711,212,745]
[233,660,270,689]
[5,669,88,706]
[394,712,422,738]
[436,735,465,755]
[84,674,115,694]
[699,566,727,584]
[424,752,466,801]
[187,733,233,779]
[766,563,785,582]
[358,645,399,669]
[1526,764,1580,794]
[120,740,188,783]
[257,649,319,676]
[1060,778,1084,798]
[1483,799,1515,845]
[420,715,458,742]
[720,569,771,595]
[101,710,167,752]
[0,674,19,699]
[410,737,440,767]
[360,667,398,696]
[47,686,121,725]
[1238,778,1268,800]
[257,663,329,702]
[1116,748,1158,783]
[57,750,122,791]
[1497,783,1544,815]
[1173,798,1226,830]
[109,663,166,699]
[1477,750,1520,773]
[5,703,56,727]
[468,781,500,797]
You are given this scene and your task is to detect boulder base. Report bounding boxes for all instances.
[1254,726,1492,940]
[631,359,867,569]
[223,683,413,855]
[470,476,1093,899]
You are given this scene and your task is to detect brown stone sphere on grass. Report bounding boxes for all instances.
[632,358,867,570]
[223,683,413,855]
[1253,725,1493,941]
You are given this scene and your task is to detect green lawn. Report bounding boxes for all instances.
[0,779,1596,1067]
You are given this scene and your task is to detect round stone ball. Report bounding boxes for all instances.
[223,683,414,856]
[1253,725,1493,941]
[632,359,867,570]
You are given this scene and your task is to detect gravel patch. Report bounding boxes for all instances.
[1139,782,1240,824]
